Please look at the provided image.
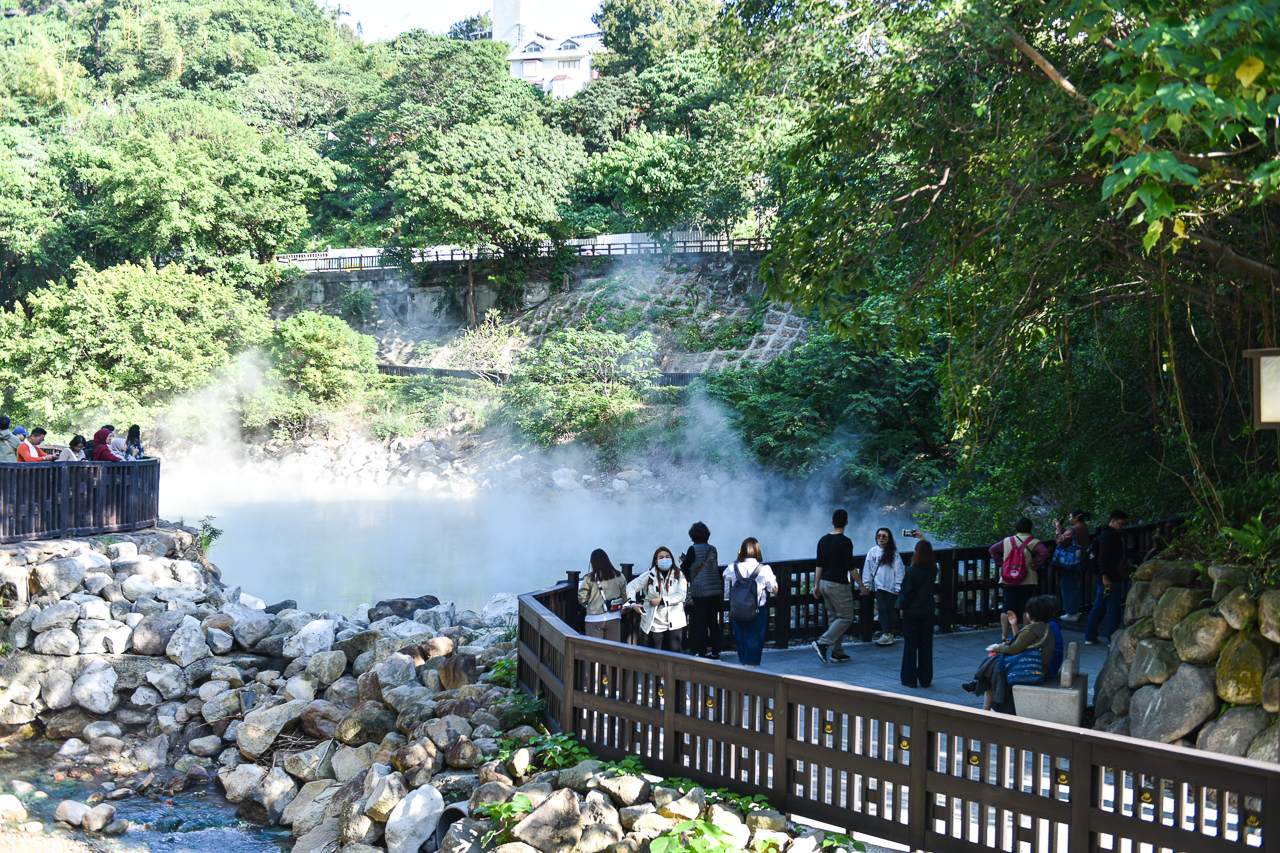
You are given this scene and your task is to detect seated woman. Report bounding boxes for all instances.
[92,428,123,461]
[967,595,1057,713]
[58,435,87,461]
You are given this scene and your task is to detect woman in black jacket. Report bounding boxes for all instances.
[899,532,936,688]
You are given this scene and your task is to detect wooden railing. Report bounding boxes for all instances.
[277,238,772,271]
[0,460,160,544]
[517,546,1275,852]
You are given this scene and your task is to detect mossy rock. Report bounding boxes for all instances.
[1124,581,1157,627]
[1149,561,1201,600]
[1209,564,1249,602]
[1153,588,1207,639]
[1133,560,1159,582]
[1247,722,1279,764]
[1219,586,1257,631]
[1260,590,1280,644]
[1215,631,1274,705]
[1117,618,1156,664]
[1128,639,1180,689]
[1172,608,1235,665]
[1263,659,1279,714]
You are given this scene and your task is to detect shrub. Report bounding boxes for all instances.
[339,288,376,323]
[444,313,526,379]
[507,329,657,446]
[270,311,377,403]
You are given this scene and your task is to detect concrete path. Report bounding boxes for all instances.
[752,617,1110,711]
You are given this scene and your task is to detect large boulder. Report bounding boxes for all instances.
[1216,631,1272,705]
[240,767,299,824]
[371,596,441,621]
[385,786,445,853]
[39,669,74,710]
[306,651,347,686]
[440,655,478,691]
[31,601,80,633]
[146,663,187,701]
[35,558,85,598]
[1123,581,1156,626]
[166,619,211,667]
[237,699,310,758]
[282,779,336,832]
[370,654,417,692]
[1128,639,1180,689]
[335,707,398,747]
[1196,707,1271,757]
[1247,723,1279,763]
[1129,663,1217,743]
[221,764,268,803]
[1264,660,1280,713]
[72,660,119,715]
[283,620,337,659]
[284,740,337,783]
[1218,586,1256,631]
[301,700,346,740]
[363,770,408,821]
[131,616,180,656]
[1153,588,1205,639]
[481,593,519,627]
[1094,641,1130,713]
[1148,561,1199,600]
[1172,609,1235,664]
[1260,591,1280,644]
[34,628,79,656]
[512,788,582,853]
[75,619,131,655]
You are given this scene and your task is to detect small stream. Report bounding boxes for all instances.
[0,748,289,852]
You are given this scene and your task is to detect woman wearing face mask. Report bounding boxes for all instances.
[627,546,688,652]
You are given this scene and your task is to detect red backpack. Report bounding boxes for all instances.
[1001,535,1036,585]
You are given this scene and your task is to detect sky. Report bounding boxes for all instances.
[341,0,604,44]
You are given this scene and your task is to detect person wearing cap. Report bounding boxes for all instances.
[1053,510,1092,621]
[0,416,20,463]
[16,428,48,462]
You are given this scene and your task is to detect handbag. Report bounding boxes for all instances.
[1004,650,1046,685]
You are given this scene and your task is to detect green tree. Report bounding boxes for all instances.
[508,329,658,446]
[269,311,377,403]
[61,97,335,268]
[0,261,270,431]
[448,11,492,41]
[592,0,718,76]
[392,122,585,323]
[0,127,73,305]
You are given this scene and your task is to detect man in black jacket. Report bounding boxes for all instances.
[1084,509,1129,645]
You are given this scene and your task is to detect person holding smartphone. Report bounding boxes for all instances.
[862,528,904,646]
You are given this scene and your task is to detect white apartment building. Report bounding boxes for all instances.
[491,0,604,98]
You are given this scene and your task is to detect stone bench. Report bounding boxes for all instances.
[1012,641,1089,727]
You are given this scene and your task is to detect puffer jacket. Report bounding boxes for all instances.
[682,542,721,598]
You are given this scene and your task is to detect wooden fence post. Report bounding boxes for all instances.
[908,705,928,852]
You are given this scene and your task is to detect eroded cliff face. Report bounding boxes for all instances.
[289,254,808,374]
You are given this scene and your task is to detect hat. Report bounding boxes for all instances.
[1070,509,1093,522]
[13,426,28,436]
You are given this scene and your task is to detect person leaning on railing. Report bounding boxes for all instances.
[0,416,20,463]
[16,427,49,461]
[124,424,146,459]
[578,549,629,642]
[92,427,124,461]
[58,435,87,461]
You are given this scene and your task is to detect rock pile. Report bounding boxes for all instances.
[0,525,530,844]
[1093,559,1279,762]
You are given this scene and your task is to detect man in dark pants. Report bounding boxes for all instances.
[681,521,721,659]
[1085,510,1129,645]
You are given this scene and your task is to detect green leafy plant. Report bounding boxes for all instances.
[489,658,517,689]
[339,288,376,323]
[528,733,593,769]
[819,832,866,852]
[602,755,645,775]
[651,820,738,853]
[472,794,535,845]
[197,516,223,553]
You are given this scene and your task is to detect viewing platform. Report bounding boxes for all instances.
[0,459,160,544]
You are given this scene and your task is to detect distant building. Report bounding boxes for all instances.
[491,0,604,98]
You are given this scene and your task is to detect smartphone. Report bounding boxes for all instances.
[902,528,916,537]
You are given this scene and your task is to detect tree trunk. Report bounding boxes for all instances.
[467,256,477,326]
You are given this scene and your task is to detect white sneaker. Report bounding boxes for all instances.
[875,635,895,646]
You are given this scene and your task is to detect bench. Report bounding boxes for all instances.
[1012,641,1089,727]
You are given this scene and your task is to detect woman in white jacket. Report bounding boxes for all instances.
[626,546,688,652]
[862,528,904,646]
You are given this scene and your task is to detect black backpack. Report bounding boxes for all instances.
[729,563,763,621]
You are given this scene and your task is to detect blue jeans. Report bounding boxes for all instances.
[1060,568,1082,617]
[1085,580,1128,642]
[731,608,769,666]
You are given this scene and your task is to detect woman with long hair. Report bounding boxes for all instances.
[899,532,936,688]
[125,424,145,460]
[578,549,628,642]
[862,528,904,646]
[965,596,1057,713]
[627,545,688,652]
[722,538,778,667]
